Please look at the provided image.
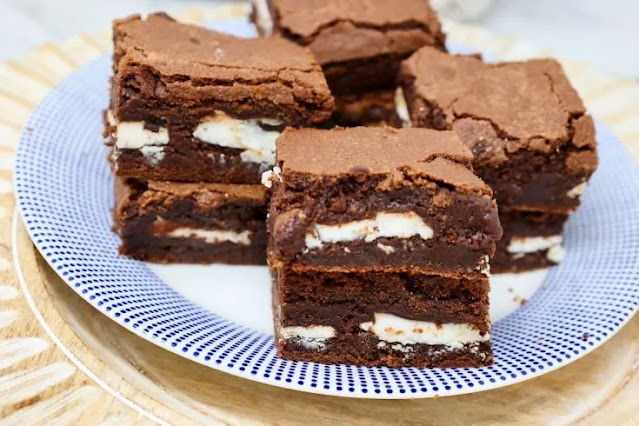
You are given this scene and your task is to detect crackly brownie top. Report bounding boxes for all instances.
[276,127,491,195]
[401,47,593,140]
[115,13,323,77]
[269,0,445,65]
[112,13,333,123]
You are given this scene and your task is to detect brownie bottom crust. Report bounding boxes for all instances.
[119,228,266,265]
[492,209,569,273]
[277,333,492,368]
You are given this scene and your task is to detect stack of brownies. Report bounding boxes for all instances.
[265,127,502,367]
[106,13,333,264]
[104,0,600,368]
[252,0,447,126]
[395,47,598,272]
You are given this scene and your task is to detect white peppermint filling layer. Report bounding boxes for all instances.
[507,235,563,254]
[279,325,336,350]
[139,146,165,165]
[305,211,433,249]
[114,121,170,149]
[360,313,488,349]
[394,87,412,126]
[546,244,566,263]
[193,112,282,165]
[567,181,588,198]
[252,0,274,35]
[167,227,252,246]
[279,325,336,340]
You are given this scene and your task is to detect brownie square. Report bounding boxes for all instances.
[266,127,503,276]
[114,178,267,264]
[397,47,598,211]
[492,209,568,273]
[106,13,334,184]
[252,0,445,124]
[273,268,492,367]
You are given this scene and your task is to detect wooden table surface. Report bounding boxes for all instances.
[1,4,638,425]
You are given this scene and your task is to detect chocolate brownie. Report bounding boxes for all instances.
[114,178,267,264]
[106,13,334,184]
[266,127,503,276]
[252,0,445,125]
[397,47,598,211]
[273,268,492,367]
[492,209,568,273]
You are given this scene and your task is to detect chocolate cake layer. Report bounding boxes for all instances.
[273,267,492,368]
[252,0,445,96]
[114,178,267,264]
[275,268,490,331]
[108,13,333,183]
[121,234,266,265]
[398,47,598,211]
[492,209,569,273]
[266,127,502,276]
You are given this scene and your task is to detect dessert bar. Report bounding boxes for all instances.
[114,178,267,264]
[266,127,502,276]
[252,0,445,125]
[273,268,492,367]
[397,47,598,211]
[106,13,334,184]
[266,126,499,367]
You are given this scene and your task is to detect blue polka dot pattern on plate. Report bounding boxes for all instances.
[14,52,639,399]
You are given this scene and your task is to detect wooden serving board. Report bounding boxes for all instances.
[1,4,638,424]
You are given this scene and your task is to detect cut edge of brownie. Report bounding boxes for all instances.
[272,267,492,368]
[114,178,267,265]
[276,268,491,328]
[492,208,568,273]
